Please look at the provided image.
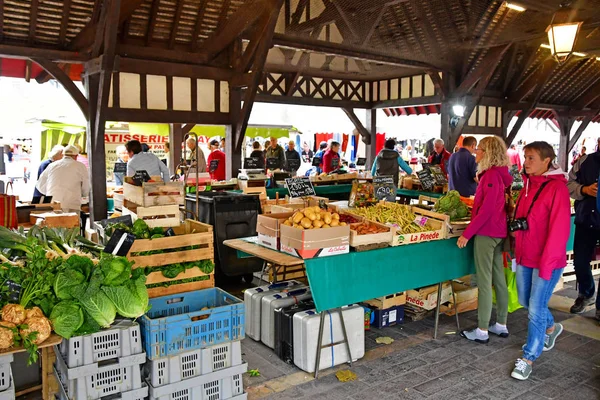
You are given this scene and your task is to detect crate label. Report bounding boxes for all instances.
[414,216,429,227]
[258,233,278,250]
[324,245,349,256]
[389,309,397,323]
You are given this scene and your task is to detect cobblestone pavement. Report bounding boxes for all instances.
[242,286,600,400]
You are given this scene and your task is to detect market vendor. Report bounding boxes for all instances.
[322,141,341,173]
[285,141,301,176]
[313,141,328,173]
[371,138,412,185]
[33,144,63,197]
[428,138,451,176]
[207,139,226,181]
[126,140,170,182]
[265,136,286,170]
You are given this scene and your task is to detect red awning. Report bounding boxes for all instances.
[0,58,83,81]
[383,104,441,117]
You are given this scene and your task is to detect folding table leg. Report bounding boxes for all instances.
[314,312,326,379]
[451,281,460,332]
[337,307,352,368]
[433,281,442,339]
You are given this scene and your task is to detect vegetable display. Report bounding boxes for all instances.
[348,182,378,208]
[350,203,429,234]
[434,190,470,221]
[351,222,388,235]
[282,207,347,230]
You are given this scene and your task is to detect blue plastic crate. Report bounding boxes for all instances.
[140,288,245,360]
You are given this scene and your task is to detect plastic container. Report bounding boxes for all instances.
[54,348,146,400]
[54,368,147,400]
[140,288,245,360]
[148,363,247,400]
[58,319,143,368]
[293,305,364,373]
[244,280,302,341]
[145,340,242,387]
[260,287,311,349]
[0,372,14,400]
[0,355,12,392]
[186,193,263,277]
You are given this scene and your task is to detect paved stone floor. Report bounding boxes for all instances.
[241,283,600,400]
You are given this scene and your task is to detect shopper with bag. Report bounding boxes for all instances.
[510,141,571,381]
[457,136,513,344]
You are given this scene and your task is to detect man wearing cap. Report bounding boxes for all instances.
[207,139,226,181]
[33,144,63,197]
[36,145,90,212]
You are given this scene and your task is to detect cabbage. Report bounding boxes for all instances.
[54,269,86,300]
[70,281,116,328]
[99,254,133,286]
[101,274,149,319]
[50,301,84,339]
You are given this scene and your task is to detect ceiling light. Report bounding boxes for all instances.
[572,52,587,57]
[505,2,526,12]
[596,57,600,61]
[546,4,582,63]
[540,44,552,49]
[452,105,465,117]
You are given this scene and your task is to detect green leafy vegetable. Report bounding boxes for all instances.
[161,263,185,279]
[74,309,102,337]
[54,269,86,300]
[101,274,149,319]
[50,301,84,339]
[434,190,470,221]
[132,219,150,239]
[70,275,116,329]
[99,254,133,286]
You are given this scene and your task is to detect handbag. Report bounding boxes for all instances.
[0,194,18,229]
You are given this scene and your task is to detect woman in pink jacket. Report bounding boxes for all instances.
[510,141,571,381]
[457,136,513,343]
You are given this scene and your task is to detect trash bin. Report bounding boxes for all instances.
[185,192,263,280]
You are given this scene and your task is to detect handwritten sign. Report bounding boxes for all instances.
[429,165,448,185]
[331,157,340,170]
[4,281,21,303]
[98,214,133,228]
[356,157,366,166]
[104,229,136,256]
[312,156,322,167]
[417,169,435,192]
[209,159,220,173]
[285,177,316,198]
[113,162,127,173]
[287,158,301,171]
[266,157,280,170]
[244,157,261,169]
[373,175,396,202]
[133,170,151,185]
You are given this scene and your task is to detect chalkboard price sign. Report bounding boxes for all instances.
[104,229,136,256]
[285,177,316,198]
[244,157,260,169]
[133,170,151,185]
[114,162,127,173]
[417,169,435,192]
[98,214,133,228]
[331,157,340,170]
[209,159,219,173]
[266,157,280,170]
[356,157,366,166]
[373,175,397,202]
[312,156,322,167]
[429,165,448,185]
[287,158,301,171]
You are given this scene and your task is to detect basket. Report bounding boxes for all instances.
[148,363,247,400]
[145,341,242,387]
[57,320,143,368]
[140,288,245,360]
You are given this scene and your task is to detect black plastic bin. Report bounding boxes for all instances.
[185,192,263,279]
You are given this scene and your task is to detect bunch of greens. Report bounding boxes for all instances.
[51,254,149,339]
[434,190,470,221]
[105,219,164,240]
[152,259,214,279]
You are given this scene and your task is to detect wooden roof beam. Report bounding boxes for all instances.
[456,44,511,96]
[569,114,595,152]
[0,44,87,63]
[574,79,600,109]
[342,107,371,144]
[509,57,557,103]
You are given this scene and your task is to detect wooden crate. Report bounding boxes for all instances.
[127,219,215,297]
[364,292,406,310]
[349,220,393,249]
[123,180,184,207]
[122,199,181,228]
[416,196,470,238]
[391,206,446,246]
[29,212,79,228]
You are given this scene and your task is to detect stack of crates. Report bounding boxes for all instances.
[53,320,148,400]
[0,355,14,400]
[139,287,247,400]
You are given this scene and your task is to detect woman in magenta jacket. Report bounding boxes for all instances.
[509,141,571,381]
[457,136,513,344]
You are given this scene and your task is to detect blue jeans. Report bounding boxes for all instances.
[516,265,564,362]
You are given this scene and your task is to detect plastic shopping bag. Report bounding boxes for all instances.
[493,266,522,313]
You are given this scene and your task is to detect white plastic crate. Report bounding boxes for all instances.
[0,355,13,393]
[54,368,147,400]
[0,371,14,400]
[148,363,247,400]
[146,341,242,387]
[58,319,143,368]
[54,346,146,400]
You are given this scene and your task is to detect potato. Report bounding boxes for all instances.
[300,218,312,229]
[292,212,304,224]
[293,224,304,230]
[339,222,347,226]
[322,224,331,228]
[313,220,324,228]
[315,213,321,221]
[330,220,339,227]
[313,206,321,213]
[332,213,340,220]
[306,212,317,221]
[323,214,332,224]
[283,220,292,226]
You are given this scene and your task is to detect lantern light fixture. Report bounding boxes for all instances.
[546,2,583,63]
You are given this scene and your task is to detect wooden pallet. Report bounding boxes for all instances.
[364,292,406,310]
[122,199,181,228]
[563,251,600,283]
[127,219,215,297]
[123,180,184,207]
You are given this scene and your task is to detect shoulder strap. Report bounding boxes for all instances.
[515,180,550,218]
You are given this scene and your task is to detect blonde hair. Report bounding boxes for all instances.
[477,136,510,174]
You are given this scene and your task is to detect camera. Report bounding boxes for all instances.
[508,218,529,232]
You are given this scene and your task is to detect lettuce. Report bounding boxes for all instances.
[54,269,86,300]
[99,254,133,286]
[101,274,149,319]
[50,301,84,339]
[70,279,116,328]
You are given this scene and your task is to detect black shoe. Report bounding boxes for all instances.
[595,309,600,322]
[570,295,595,314]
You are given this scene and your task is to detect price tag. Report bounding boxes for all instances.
[98,214,133,228]
[356,157,366,166]
[429,165,448,185]
[331,157,340,170]
[414,216,429,227]
[287,158,301,171]
[209,159,219,173]
[312,156,322,167]
[417,169,435,192]
[4,281,21,303]
[104,229,136,256]
[113,162,127,173]
[266,157,280,170]
[285,177,316,198]
[244,157,260,169]
[373,175,396,202]
[133,170,151,185]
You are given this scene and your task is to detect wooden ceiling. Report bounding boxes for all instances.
[2,0,600,109]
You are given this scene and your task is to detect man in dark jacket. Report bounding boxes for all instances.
[284,141,301,176]
[568,137,600,320]
[447,136,478,197]
[371,139,412,186]
[265,136,286,170]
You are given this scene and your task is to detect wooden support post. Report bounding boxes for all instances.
[556,113,574,171]
[365,109,377,169]
[440,102,452,148]
[169,123,183,174]
[569,115,594,152]
[227,88,243,179]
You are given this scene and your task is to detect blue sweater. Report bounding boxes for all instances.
[447,148,477,197]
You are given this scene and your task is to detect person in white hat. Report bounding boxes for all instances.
[36,144,90,212]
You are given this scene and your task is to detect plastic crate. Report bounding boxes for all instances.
[54,347,146,400]
[0,371,14,400]
[145,340,242,387]
[148,363,247,400]
[0,355,13,393]
[54,367,147,400]
[140,288,245,360]
[58,319,143,368]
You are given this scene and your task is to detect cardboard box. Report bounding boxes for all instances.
[406,283,452,310]
[364,292,406,310]
[255,212,294,250]
[370,305,404,328]
[280,224,350,259]
[268,196,329,213]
